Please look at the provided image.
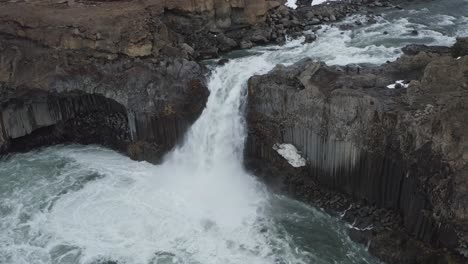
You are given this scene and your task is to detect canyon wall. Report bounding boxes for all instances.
[0,33,208,161]
[0,0,283,160]
[246,42,468,263]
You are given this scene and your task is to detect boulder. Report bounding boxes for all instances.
[197,48,220,59]
[303,33,317,43]
[402,44,451,56]
[216,33,238,51]
[452,37,468,57]
[240,40,254,49]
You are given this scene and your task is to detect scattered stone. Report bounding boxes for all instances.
[197,48,219,59]
[277,5,290,17]
[303,34,317,43]
[250,32,268,44]
[451,37,468,57]
[402,44,451,56]
[309,18,321,25]
[217,58,229,65]
[180,43,194,56]
[339,24,354,30]
[216,34,238,52]
[240,40,253,49]
[368,17,377,24]
[267,0,280,9]
[276,36,286,44]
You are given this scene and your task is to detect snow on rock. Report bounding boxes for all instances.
[285,0,298,9]
[273,143,307,167]
[286,0,342,9]
[386,80,409,89]
[312,0,342,6]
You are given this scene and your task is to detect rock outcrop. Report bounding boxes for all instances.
[246,40,468,263]
[0,0,286,59]
[0,34,208,161]
[0,0,303,160]
[0,0,223,160]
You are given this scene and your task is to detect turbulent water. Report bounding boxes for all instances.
[1,1,466,264]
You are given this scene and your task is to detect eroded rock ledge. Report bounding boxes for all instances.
[0,33,208,161]
[246,39,468,263]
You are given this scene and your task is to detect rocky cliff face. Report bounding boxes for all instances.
[0,33,208,161]
[0,0,218,160]
[0,0,297,159]
[0,0,285,58]
[246,41,468,263]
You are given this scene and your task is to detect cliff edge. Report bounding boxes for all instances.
[246,39,468,263]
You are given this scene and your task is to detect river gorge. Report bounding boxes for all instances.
[0,0,467,264]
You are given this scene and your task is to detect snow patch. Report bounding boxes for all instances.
[287,0,342,8]
[386,80,409,89]
[285,0,297,9]
[312,0,342,6]
[273,143,306,167]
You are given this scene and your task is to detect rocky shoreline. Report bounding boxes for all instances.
[0,0,467,263]
[245,39,468,263]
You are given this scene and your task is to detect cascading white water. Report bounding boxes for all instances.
[0,3,465,263]
[42,44,299,264]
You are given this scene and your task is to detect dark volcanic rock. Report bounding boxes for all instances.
[303,33,317,43]
[246,48,468,263]
[217,58,230,65]
[0,0,290,160]
[452,37,468,57]
[402,44,452,56]
[0,34,209,162]
[1,90,130,154]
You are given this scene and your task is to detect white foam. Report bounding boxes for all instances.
[273,143,307,167]
[433,14,457,26]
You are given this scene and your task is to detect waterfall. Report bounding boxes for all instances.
[0,6,463,263]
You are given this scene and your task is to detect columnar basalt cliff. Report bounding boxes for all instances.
[246,41,468,263]
[0,33,208,161]
[0,0,286,160]
[0,0,389,158]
